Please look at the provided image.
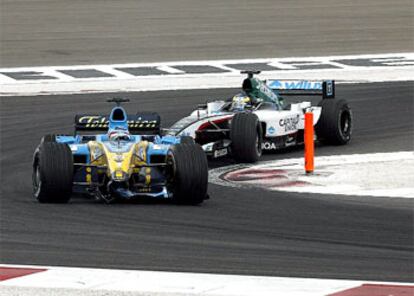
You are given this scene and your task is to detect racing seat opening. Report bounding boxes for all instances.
[112,108,126,121]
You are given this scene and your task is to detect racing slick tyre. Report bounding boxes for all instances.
[167,143,208,205]
[180,136,195,144]
[33,142,73,203]
[230,112,262,163]
[315,99,352,145]
[40,134,56,143]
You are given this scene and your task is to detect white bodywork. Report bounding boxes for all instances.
[168,76,334,157]
[171,101,322,139]
[256,102,321,137]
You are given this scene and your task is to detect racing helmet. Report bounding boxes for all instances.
[231,93,251,111]
[108,127,131,142]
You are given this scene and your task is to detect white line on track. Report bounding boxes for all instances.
[0,52,413,96]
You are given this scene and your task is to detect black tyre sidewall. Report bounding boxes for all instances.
[168,143,208,205]
[33,142,73,203]
[41,134,56,144]
[316,99,352,145]
[180,136,195,144]
[230,112,262,163]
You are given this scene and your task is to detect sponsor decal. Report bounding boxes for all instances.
[257,81,279,100]
[213,148,228,158]
[79,116,107,128]
[267,126,276,134]
[268,80,323,90]
[78,116,158,129]
[279,114,300,132]
[326,81,334,96]
[262,141,278,150]
[127,119,158,129]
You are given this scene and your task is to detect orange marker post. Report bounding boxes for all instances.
[304,112,314,174]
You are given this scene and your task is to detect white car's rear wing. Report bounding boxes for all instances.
[266,80,335,99]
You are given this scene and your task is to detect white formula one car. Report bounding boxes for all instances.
[167,71,352,163]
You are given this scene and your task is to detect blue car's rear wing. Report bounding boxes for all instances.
[74,113,161,135]
[266,80,335,99]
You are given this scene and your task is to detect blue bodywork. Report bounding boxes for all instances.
[55,104,185,202]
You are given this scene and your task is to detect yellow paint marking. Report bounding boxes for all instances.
[145,167,151,185]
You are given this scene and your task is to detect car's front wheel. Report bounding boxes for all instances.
[230,112,262,163]
[33,142,73,203]
[167,143,208,205]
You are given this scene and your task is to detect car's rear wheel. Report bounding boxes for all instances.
[315,99,352,145]
[230,112,262,162]
[33,142,73,203]
[167,143,208,205]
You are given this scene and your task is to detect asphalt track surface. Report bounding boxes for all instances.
[1,0,413,67]
[0,82,413,282]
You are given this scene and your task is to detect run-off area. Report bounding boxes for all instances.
[211,152,414,198]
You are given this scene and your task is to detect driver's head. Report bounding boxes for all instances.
[108,127,131,142]
[231,93,251,111]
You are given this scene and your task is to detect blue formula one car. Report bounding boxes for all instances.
[32,98,208,204]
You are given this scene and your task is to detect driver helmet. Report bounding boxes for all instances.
[108,127,131,142]
[231,93,251,111]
